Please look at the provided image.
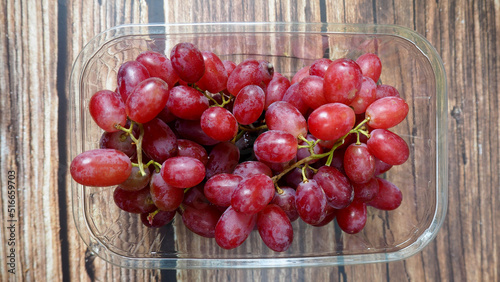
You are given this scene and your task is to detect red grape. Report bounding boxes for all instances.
[374,157,393,175]
[282,82,309,115]
[89,90,127,132]
[200,107,238,142]
[365,96,409,129]
[226,59,271,96]
[291,65,309,84]
[375,84,400,100]
[117,61,150,101]
[349,76,377,114]
[99,130,136,157]
[215,206,257,249]
[176,139,208,166]
[367,129,409,165]
[312,204,337,227]
[356,53,382,83]
[119,166,151,191]
[233,161,272,178]
[296,134,323,163]
[253,130,298,164]
[257,204,293,252]
[309,58,332,78]
[113,186,156,214]
[182,205,223,238]
[205,142,240,179]
[231,174,275,215]
[308,103,355,141]
[126,77,170,123]
[271,187,299,222]
[204,173,242,207]
[196,51,228,93]
[298,75,327,109]
[295,179,328,225]
[232,85,265,125]
[150,171,184,211]
[142,118,178,163]
[367,178,403,210]
[352,177,379,202]
[336,201,367,234]
[265,75,291,109]
[170,42,205,83]
[343,143,376,184]
[167,85,209,120]
[174,119,220,146]
[323,58,362,105]
[141,209,176,228]
[160,156,206,188]
[70,149,132,187]
[265,101,307,138]
[313,165,354,209]
[136,50,179,88]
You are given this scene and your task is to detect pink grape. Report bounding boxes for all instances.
[142,118,178,163]
[265,75,291,109]
[313,165,354,209]
[160,156,206,188]
[205,142,240,179]
[365,96,409,129]
[336,201,367,234]
[291,65,309,84]
[309,58,332,77]
[367,178,403,210]
[113,186,156,214]
[367,129,410,165]
[226,59,272,96]
[282,82,309,115]
[253,130,298,164]
[295,179,328,225]
[89,90,127,132]
[265,101,307,138]
[323,58,363,105]
[204,173,242,207]
[222,60,237,76]
[117,61,150,101]
[231,174,275,215]
[136,50,179,88]
[356,53,382,83]
[200,107,238,142]
[167,85,209,120]
[150,171,184,211]
[126,77,170,123]
[349,76,377,114]
[307,103,355,141]
[343,143,376,184]
[196,51,228,93]
[232,85,266,125]
[70,149,131,187]
[177,139,208,166]
[170,42,205,83]
[233,161,272,178]
[298,75,327,109]
[215,206,257,249]
[257,204,293,252]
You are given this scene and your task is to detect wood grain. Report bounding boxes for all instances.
[0,0,498,281]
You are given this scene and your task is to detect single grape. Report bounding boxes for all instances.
[265,101,308,138]
[365,96,409,129]
[375,84,400,100]
[215,206,257,249]
[117,61,150,102]
[323,58,363,105]
[119,166,151,191]
[113,186,156,214]
[99,130,136,157]
[271,187,299,222]
[291,65,310,84]
[352,177,379,202]
[253,130,298,164]
[307,103,355,141]
[295,179,328,225]
[170,42,205,83]
[196,51,228,93]
[298,75,327,109]
[336,201,367,234]
[356,53,382,83]
[200,107,238,142]
[182,205,223,238]
[177,139,208,166]
[232,85,266,125]
[282,82,309,115]
[150,171,184,211]
[349,76,377,114]
[312,204,337,227]
[231,174,275,215]
[257,204,293,252]
[222,60,237,76]
[182,184,210,210]
[160,156,206,188]
[313,165,354,209]
[265,75,291,109]
[136,50,179,88]
[70,149,132,187]
[167,85,209,120]
[156,105,177,124]
[126,77,170,123]
[204,173,242,207]
[141,209,176,228]
[343,143,376,184]
[233,161,273,178]
[374,157,393,175]
[205,142,240,179]
[142,118,178,163]
[309,58,333,78]
[366,178,403,210]
[226,59,271,96]
[89,90,127,132]
[367,129,409,165]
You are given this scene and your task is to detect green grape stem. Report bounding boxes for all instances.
[116,122,147,176]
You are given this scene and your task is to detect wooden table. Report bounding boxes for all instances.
[1,0,498,281]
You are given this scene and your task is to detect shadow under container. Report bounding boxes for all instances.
[68,22,448,269]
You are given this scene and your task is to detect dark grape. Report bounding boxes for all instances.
[150,171,184,211]
[182,205,223,238]
[141,209,176,228]
[177,139,208,166]
[113,186,156,214]
[271,187,299,222]
[205,142,240,179]
[142,118,178,163]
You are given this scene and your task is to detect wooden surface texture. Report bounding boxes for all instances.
[0,0,498,281]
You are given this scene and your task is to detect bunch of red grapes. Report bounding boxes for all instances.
[70,42,409,252]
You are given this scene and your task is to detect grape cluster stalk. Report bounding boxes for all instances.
[70,42,409,252]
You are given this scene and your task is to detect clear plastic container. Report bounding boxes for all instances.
[69,22,448,269]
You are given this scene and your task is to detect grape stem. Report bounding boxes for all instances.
[191,84,233,108]
[116,122,147,176]
[271,117,371,185]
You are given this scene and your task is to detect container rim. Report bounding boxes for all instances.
[68,22,448,269]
